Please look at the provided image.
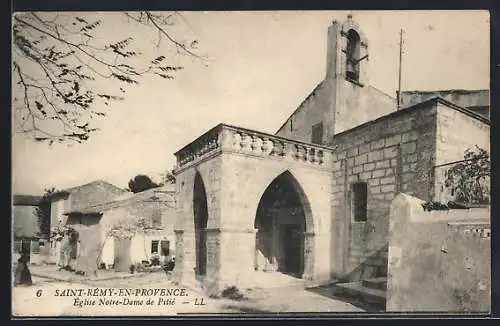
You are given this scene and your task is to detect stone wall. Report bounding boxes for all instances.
[400,89,489,114]
[66,216,103,275]
[435,102,490,166]
[329,100,439,278]
[387,193,490,312]
[334,82,396,135]
[173,154,224,292]
[434,103,490,203]
[100,198,176,235]
[275,81,332,144]
[97,191,177,268]
[13,205,40,238]
[50,197,68,229]
[275,79,396,145]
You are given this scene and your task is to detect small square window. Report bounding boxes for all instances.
[151,240,159,254]
[161,240,170,256]
[311,122,324,145]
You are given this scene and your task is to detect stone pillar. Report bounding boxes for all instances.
[302,232,315,280]
[267,214,279,272]
[203,228,222,295]
[173,229,196,285]
[314,233,332,282]
[218,228,257,288]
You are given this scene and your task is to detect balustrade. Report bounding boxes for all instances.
[175,124,331,168]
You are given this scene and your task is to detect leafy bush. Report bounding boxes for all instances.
[220,286,246,301]
[135,263,147,273]
[422,201,450,211]
[445,146,490,205]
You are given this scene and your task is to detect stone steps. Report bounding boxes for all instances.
[362,277,387,291]
[333,277,387,311]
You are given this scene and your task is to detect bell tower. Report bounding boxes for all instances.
[326,14,369,86]
[321,14,377,139]
[276,14,394,144]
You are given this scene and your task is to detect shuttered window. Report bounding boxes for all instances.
[311,122,324,145]
[151,240,159,254]
[352,182,368,222]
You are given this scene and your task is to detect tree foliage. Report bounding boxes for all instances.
[104,216,150,240]
[128,174,160,193]
[13,11,204,144]
[162,169,176,184]
[445,146,490,205]
[34,187,57,238]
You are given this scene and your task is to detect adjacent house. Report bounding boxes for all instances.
[62,184,177,273]
[48,180,127,265]
[399,89,490,119]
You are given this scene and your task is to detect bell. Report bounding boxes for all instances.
[346,61,359,80]
[346,61,356,73]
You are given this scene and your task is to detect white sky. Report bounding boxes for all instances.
[12,10,490,195]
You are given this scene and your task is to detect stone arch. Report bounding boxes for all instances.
[253,170,315,278]
[253,169,314,230]
[193,171,209,276]
[341,17,368,47]
[346,29,361,81]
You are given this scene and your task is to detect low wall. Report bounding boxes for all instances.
[386,193,490,312]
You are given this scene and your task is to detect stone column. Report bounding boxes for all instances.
[313,232,332,282]
[302,231,315,280]
[267,214,279,272]
[254,229,266,271]
[204,228,222,295]
[172,229,196,286]
[218,228,258,288]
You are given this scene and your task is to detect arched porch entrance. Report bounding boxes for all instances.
[254,171,313,279]
[173,124,333,292]
[193,172,208,278]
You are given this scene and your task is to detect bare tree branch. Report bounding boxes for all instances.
[12,11,204,144]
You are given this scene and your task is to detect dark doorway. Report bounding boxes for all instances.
[281,224,303,276]
[193,172,208,277]
[254,171,308,278]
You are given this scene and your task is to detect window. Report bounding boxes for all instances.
[346,29,361,82]
[311,122,324,145]
[151,240,159,254]
[161,240,170,256]
[351,182,367,222]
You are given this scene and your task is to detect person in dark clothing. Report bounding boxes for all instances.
[14,250,33,286]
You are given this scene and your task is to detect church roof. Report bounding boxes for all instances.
[65,184,176,215]
[13,195,42,206]
[50,180,126,198]
[333,96,489,140]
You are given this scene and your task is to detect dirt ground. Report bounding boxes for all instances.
[11,271,364,317]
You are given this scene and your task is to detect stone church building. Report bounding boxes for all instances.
[172,16,490,294]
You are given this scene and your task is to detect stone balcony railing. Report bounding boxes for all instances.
[174,123,334,170]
